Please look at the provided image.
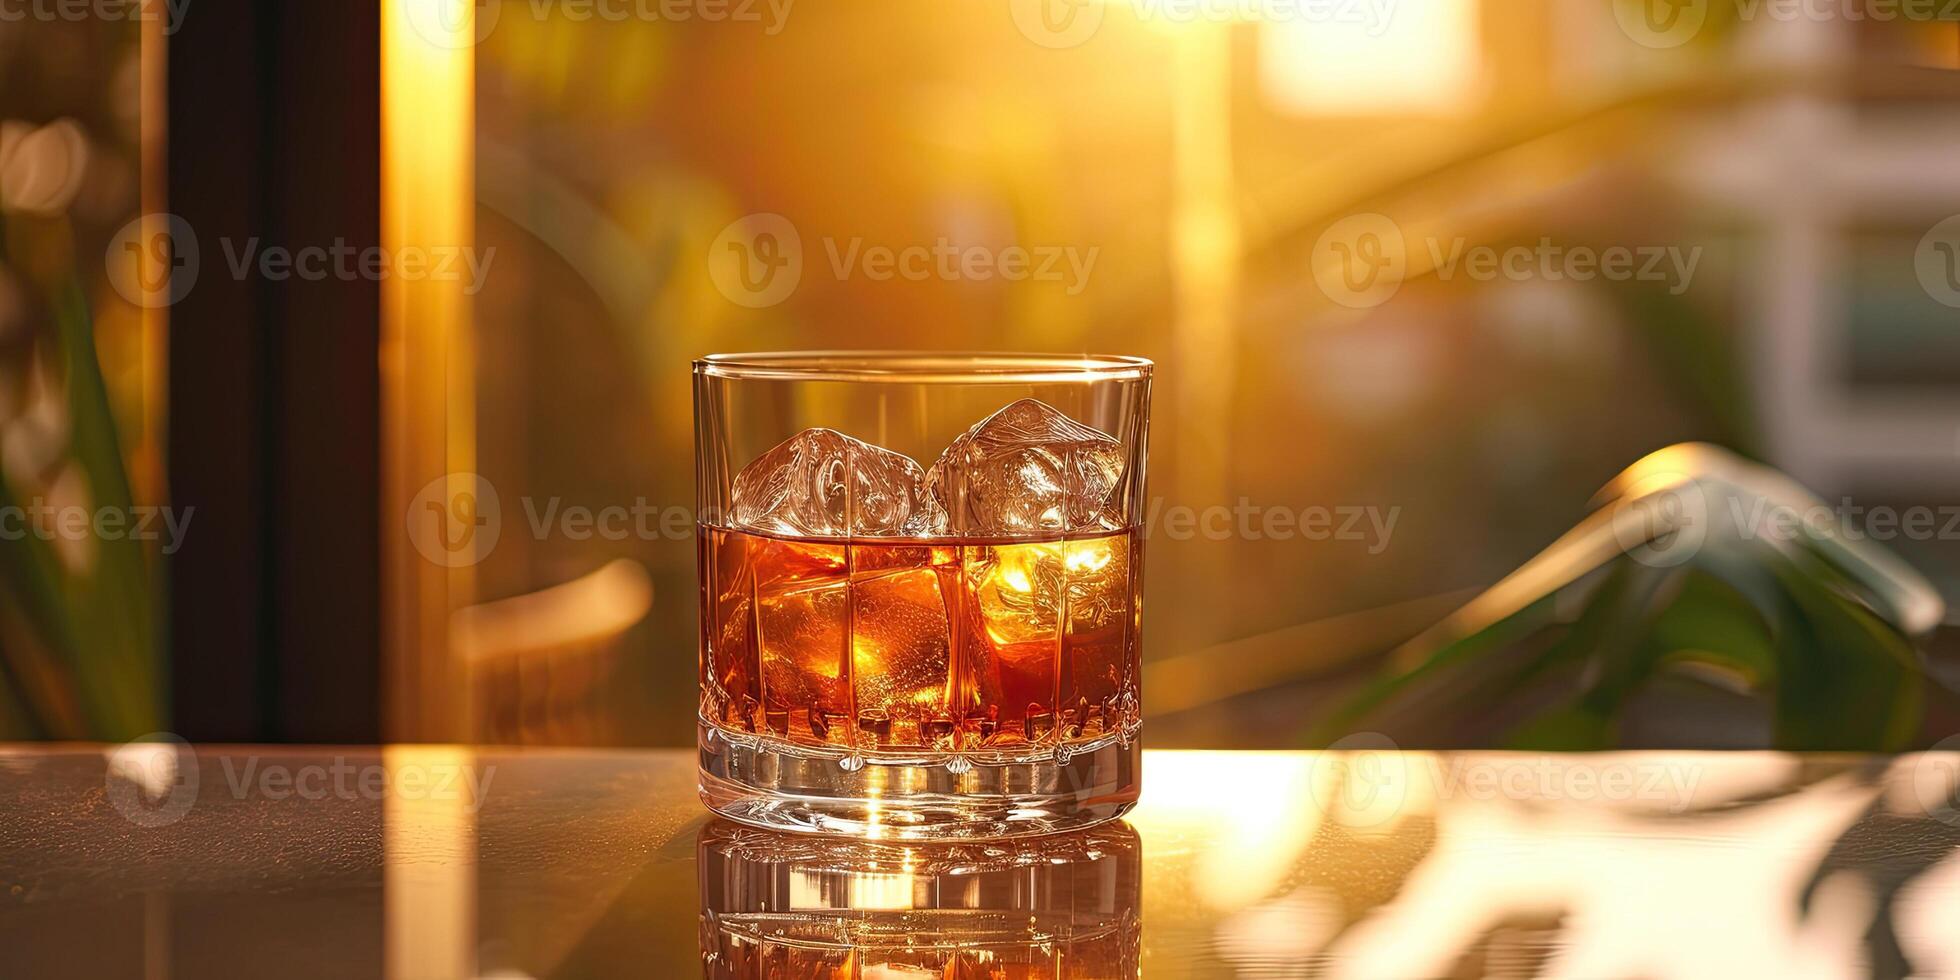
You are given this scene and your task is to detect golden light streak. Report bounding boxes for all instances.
[382,0,477,741]
[382,745,478,980]
[136,0,168,513]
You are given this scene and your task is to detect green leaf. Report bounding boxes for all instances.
[1646,568,1776,688]
[52,279,161,738]
[1767,549,1922,751]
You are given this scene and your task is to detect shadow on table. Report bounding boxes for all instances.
[1142,752,1960,979]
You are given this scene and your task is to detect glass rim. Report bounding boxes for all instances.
[694,350,1153,384]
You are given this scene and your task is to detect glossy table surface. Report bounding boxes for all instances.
[4,745,1960,979]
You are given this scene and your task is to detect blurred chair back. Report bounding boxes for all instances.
[451,559,652,745]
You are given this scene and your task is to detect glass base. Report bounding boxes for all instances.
[696,719,1140,840]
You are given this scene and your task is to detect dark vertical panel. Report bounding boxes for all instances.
[168,0,381,742]
[259,3,382,743]
[168,1,270,741]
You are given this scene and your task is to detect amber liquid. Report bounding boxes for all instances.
[699,821,1141,979]
[698,524,1142,755]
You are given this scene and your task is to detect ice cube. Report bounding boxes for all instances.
[927,399,1127,535]
[755,569,852,744]
[731,428,944,537]
[747,539,959,749]
[959,535,1134,745]
[850,560,956,748]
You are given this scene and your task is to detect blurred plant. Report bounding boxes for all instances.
[1316,444,1943,751]
[1245,16,1960,748]
[0,115,159,741]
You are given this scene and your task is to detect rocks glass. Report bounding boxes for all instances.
[694,352,1151,839]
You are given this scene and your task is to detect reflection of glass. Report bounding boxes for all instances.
[697,818,1142,978]
[694,353,1152,839]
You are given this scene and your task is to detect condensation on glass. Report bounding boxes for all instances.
[694,352,1151,839]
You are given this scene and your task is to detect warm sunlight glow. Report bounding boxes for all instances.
[1258,0,1483,116]
[383,0,477,741]
[383,746,477,980]
[1130,751,1321,910]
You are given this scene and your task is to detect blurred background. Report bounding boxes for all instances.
[0,0,1957,750]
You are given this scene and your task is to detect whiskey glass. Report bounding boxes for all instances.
[697,819,1142,977]
[694,352,1151,839]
